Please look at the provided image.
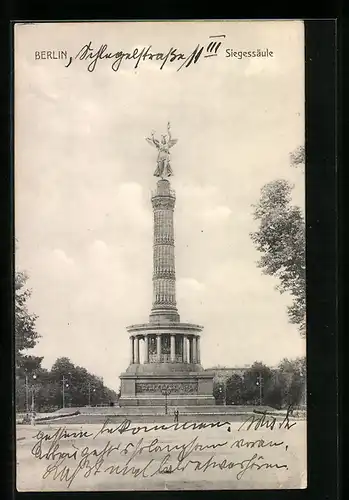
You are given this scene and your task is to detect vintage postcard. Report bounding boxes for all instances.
[15,20,306,491]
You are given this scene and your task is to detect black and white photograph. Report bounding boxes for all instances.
[15,20,307,491]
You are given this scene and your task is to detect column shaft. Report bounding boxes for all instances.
[197,336,201,363]
[150,180,180,322]
[187,338,191,363]
[144,336,149,363]
[183,336,187,363]
[170,335,175,362]
[156,335,161,362]
[192,337,197,363]
[130,336,134,364]
[135,337,140,364]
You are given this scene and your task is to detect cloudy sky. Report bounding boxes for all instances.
[15,21,305,390]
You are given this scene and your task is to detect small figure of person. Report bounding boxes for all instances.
[174,408,179,423]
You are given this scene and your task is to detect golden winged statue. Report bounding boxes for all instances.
[145,122,178,178]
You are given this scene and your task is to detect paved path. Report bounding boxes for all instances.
[16,419,307,491]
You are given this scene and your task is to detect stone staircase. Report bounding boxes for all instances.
[54,405,275,416]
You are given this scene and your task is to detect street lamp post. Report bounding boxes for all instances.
[299,367,306,407]
[24,372,37,423]
[256,372,263,406]
[88,382,96,406]
[30,374,37,425]
[218,382,227,406]
[25,374,29,414]
[62,376,69,408]
[161,386,171,415]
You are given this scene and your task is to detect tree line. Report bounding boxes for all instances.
[16,355,118,412]
[213,358,306,409]
[15,270,117,412]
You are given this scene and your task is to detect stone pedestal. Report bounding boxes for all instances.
[119,371,215,407]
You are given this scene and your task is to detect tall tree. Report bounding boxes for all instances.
[213,380,225,405]
[250,146,306,336]
[226,374,244,405]
[15,270,41,373]
[264,370,284,409]
[277,357,306,407]
[242,362,274,405]
[46,357,117,409]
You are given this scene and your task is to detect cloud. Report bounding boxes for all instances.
[202,205,232,222]
[113,182,151,231]
[88,239,110,260]
[177,277,206,323]
[178,184,219,200]
[52,248,74,264]
[47,249,76,281]
[178,277,206,294]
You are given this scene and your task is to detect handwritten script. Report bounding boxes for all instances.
[21,409,301,489]
[65,35,226,72]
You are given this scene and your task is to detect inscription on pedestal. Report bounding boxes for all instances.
[136,382,197,394]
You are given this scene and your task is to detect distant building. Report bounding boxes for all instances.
[204,365,251,381]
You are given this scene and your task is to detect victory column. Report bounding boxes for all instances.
[118,123,214,407]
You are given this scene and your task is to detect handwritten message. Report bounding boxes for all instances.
[64,34,227,73]
[16,409,305,490]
